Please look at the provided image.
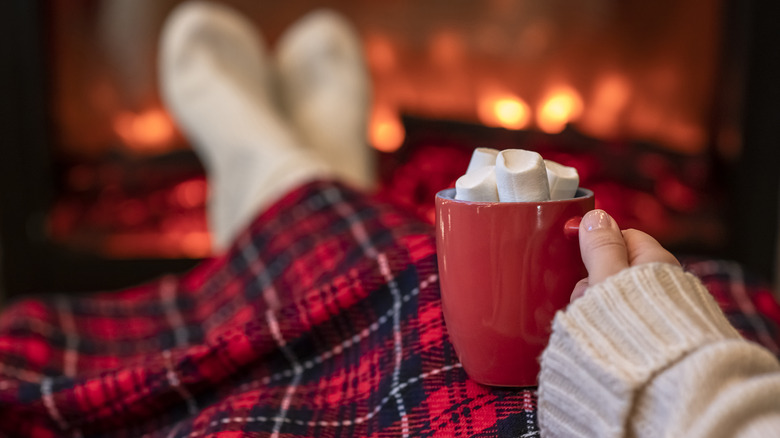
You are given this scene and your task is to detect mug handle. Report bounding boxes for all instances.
[563,216,582,239]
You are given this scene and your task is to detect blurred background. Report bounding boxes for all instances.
[0,0,777,299]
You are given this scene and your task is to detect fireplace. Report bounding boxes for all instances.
[1,0,778,297]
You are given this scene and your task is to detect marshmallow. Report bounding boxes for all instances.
[495,150,550,202]
[455,165,499,202]
[544,159,580,200]
[466,147,499,174]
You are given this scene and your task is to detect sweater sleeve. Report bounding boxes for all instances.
[537,262,780,438]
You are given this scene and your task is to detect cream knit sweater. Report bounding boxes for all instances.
[538,263,780,437]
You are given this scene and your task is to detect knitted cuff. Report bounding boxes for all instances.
[537,262,741,438]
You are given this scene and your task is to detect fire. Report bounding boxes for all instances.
[429,30,464,67]
[582,73,632,138]
[114,108,176,154]
[494,98,531,130]
[537,87,583,134]
[365,34,396,73]
[477,92,531,130]
[369,106,405,152]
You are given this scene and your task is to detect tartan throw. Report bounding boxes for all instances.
[0,181,778,437]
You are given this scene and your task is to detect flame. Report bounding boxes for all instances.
[365,34,396,73]
[593,74,631,112]
[114,108,176,154]
[582,73,632,138]
[627,103,663,138]
[430,30,464,66]
[477,91,530,130]
[537,87,583,133]
[369,106,405,152]
[494,98,531,130]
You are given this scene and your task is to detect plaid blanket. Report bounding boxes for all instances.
[0,181,778,437]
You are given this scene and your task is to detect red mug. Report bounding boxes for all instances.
[435,187,595,387]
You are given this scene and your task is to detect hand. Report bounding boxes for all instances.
[571,209,680,301]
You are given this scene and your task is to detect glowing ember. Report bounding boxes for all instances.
[114,108,176,154]
[370,106,405,152]
[537,87,583,134]
[179,231,211,258]
[173,179,208,209]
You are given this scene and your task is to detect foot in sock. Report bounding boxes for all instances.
[276,9,376,191]
[159,1,331,252]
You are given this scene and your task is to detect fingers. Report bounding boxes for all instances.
[579,209,629,285]
[570,278,589,302]
[572,211,682,302]
[622,229,681,268]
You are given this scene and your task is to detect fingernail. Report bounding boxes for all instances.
[581,209,613,232]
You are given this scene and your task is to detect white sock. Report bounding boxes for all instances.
[159,1,331,252]
[275,9,375,191]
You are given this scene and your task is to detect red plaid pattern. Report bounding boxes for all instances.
[0,181,778,437]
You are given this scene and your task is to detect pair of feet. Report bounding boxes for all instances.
[159,1,374,251]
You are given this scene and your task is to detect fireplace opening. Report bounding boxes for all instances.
[46,0,727,255]
[2,0,777,296]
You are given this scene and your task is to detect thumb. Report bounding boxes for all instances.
[579,209,629,285]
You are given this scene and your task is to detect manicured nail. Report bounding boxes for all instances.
[581,209,613,232]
